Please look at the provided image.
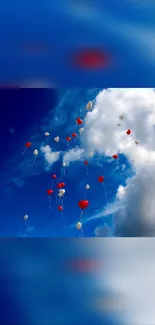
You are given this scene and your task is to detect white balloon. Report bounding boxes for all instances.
[86,101,93,110]
[62,162,66,167]
[44,132,50,136]
[117,123,121,127]
[24,214,28,220]
[59,189,65,195]
[54,136,59,143]
[86,184,90,190]
[33,149,38,156]
[58,192,63,197]
[135,140,140,145]
[79,127,84,134]
[76,222,82,230]
[89,152,94,157]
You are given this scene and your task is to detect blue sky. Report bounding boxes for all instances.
[2,88,155,237]
[1,0,155,86]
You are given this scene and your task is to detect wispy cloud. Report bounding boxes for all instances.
[63,148,84,165]
[40,145,60,169]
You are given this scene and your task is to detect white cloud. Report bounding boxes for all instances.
[84,88,155,236]
[63,148,84,165]
[41,145,60,168]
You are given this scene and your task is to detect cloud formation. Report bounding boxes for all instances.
[84,88,155,236]
[63,148,84,165]
[41,145,60,169]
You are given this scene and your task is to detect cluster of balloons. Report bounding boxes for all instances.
[23,100,141,236]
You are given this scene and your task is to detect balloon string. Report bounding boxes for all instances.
[31,156,37,167]
[61,198,66,229]
[50,180,54,189]
[22,148,27,154]
[48,196,52,211]
[80,209,84,237]
[85,166,88,176]
[102,183,108,206]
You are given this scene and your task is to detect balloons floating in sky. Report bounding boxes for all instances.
[86,184,90,190]
[62,162,66,167]
[89,152,94,157]
[24,214,28,220]
[33,149,38,156]
[54,136,59,143]
[76,222,82,230]
[52,174,57,179]
[73,48,110,69]
[57,182,62,189]
[66,136,71,141]
[113,154,118,159]
[98,175,104,183]
[117,123,121,127]
[119,115,124,120]
[76,118,83,125]
[72,133,77,138]
[59,189,65,196]
[79,127,84,134]
[44,132,50,137]
[84,160,88,165]
[78,200,89,210]
[86,101,93,110]
[61,182,65,187]
[47,189,53,195]
[126,129,131,135]
[135,140,140,145]
[25,142,31,148]
[58,205,63,211]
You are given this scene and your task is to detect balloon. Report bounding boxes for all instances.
[72,133,77,138]
[54,136,59,143]
[73,49,110,69]
[44,132,49,136]
[117,123,121,127]
[58,192,63,197]
[61,182,65,187]
[78,200,89,210]
[66,136,71,141]
[86,184,90,190]
[135,140,139,145]
[24,214,28,220]
[76,222,82,230]
[86,101,93,110]
[126,129,131,135]
[98,175,104,183]
[52,174,57,179]
[59,189,65,195]
[119,115,124,120]
[47,189,53,195]
[62,162,66,167]
[57,183,62,189]
[25,142,31,148]
[84,160,88,165]
[89,152,94,157]
[58,205,63,211]
[113,154,118,159]
[79,127,84,134]
[33,149,38,156]
[76,118,83,125]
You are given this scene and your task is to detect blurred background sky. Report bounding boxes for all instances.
[1,0,155,86]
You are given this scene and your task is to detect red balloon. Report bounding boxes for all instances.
[98,175,104,183]
[72,133,77,138]
[61,182,65,187]
[126,129,131,135]
[58,205,63,211]
[47,189,53,195]
[66,136,71,141]
[78,200,89,210]
[113,154,118,159]
[52,174,57,179]
[57,182,62,189]
[76,118,83,125]
[84,160,88,165]
[73,49,110,69]
[25,142,31,148]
